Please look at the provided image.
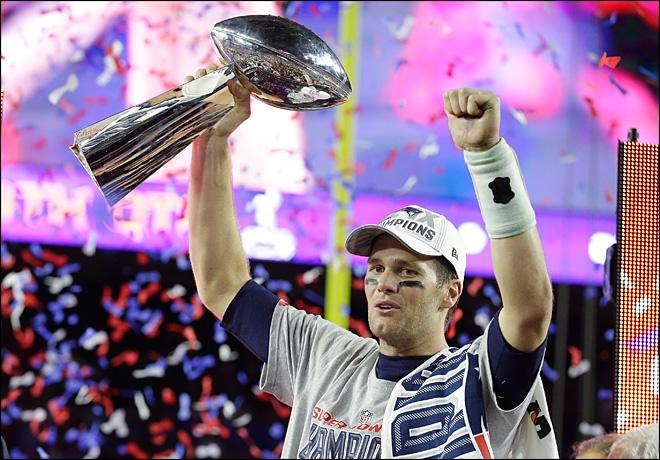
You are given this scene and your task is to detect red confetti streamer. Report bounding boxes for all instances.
[182,326,199,347]
[15,327,35,349]
[383,148,399,171]
[467,277,484,297]
[604,185,614,204]
[30,375,45,398]
[202,375,212,397]
[2,353,20,375]
[124,442,149,459]
[47,399,70,425]
[137,281,161,305]
[37,427,52,444]
[349,318,372,338]
[67,109,87,125]
[111,350,139,366]
[583,97,598,118]
[162,388,176,405]
[568,345,582,366]
[177,430,194,458]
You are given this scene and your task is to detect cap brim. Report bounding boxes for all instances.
[345,225,443,258]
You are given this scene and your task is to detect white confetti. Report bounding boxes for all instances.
[394,175,418,195]
[21,408,47,422]
[2,268,31,330]
[218,344,239,362]
[387,15,415,41]
[195,444,221,459]
[578,421,605,436]
[302,267,323,285]
[510,106,528,125]
[75,385,93,405]
[133,365,166,379]
[167,340,200,366]
[419,134,440,160]
[568,359,591,378]
[134,391,150,420]
[167,284,187,298]
[81,330,108,350]
[44,274,73,294]
[101,409,129,438]
[10,371,35,388]
[82,231,98,257]
[83,446,101,459]
[48,74,79,105]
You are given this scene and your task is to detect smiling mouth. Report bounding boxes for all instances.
[373,304,400,312]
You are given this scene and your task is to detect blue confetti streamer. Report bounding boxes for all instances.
[29,243,44,258]
[638,65,659,81]
[237,371,248,385]
[609,76,627,95]
[541,360,560,382]
[303,289,325,306]
[57,263,81,276]
[604,328,615,342]
[34,263,54,278]
[269,421,285,439]
[252,264,270,280]
[457,333,471,346]
[214,322,227,344]
[266,279,293,292]
[178,393,191,421]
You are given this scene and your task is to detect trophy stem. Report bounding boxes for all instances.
[70,64,237,207]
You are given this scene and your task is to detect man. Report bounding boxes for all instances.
[607,424,659,459]
[186,64,558,458]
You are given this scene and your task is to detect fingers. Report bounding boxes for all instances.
[444,88,498,117]
[227,79,251,119]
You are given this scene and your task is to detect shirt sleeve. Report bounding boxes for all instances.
[220,279,279,363]
[487,309,547,410]
[259,300,378,407]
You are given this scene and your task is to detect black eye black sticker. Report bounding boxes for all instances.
[399,281,424,289]
[488,177,515,204]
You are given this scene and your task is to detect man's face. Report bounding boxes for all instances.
[365,234,447,355]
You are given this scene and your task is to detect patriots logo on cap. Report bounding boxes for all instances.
[401,206,422,218]
[452,248,458,260]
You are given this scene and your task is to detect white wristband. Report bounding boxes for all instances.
[463,138,536,239]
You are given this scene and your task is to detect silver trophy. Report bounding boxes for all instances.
[69,15,352,206]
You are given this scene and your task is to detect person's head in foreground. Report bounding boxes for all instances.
[345,205,466,356]
[607,423,659,459]
[571,432,621,458]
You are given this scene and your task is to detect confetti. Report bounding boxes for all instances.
[598,52,621,69]
[48,74,79,106]
[608,75,627,94]
[394,175,417,196]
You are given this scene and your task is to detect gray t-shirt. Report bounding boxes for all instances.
[259,302,558,459]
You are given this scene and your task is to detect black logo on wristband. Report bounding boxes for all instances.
[488,177,515,204]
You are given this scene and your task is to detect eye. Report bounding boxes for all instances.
[401,268,418,276]
[368,265,384,273]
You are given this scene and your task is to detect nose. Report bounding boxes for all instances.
[376,269,399,293]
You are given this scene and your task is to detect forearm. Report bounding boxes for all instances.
[188,136,250,319]
[491,229,553,351]
[465,139,552,351]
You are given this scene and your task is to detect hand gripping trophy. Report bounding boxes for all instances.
[70,15,352,206]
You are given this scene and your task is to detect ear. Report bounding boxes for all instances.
[442,279,462,308]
